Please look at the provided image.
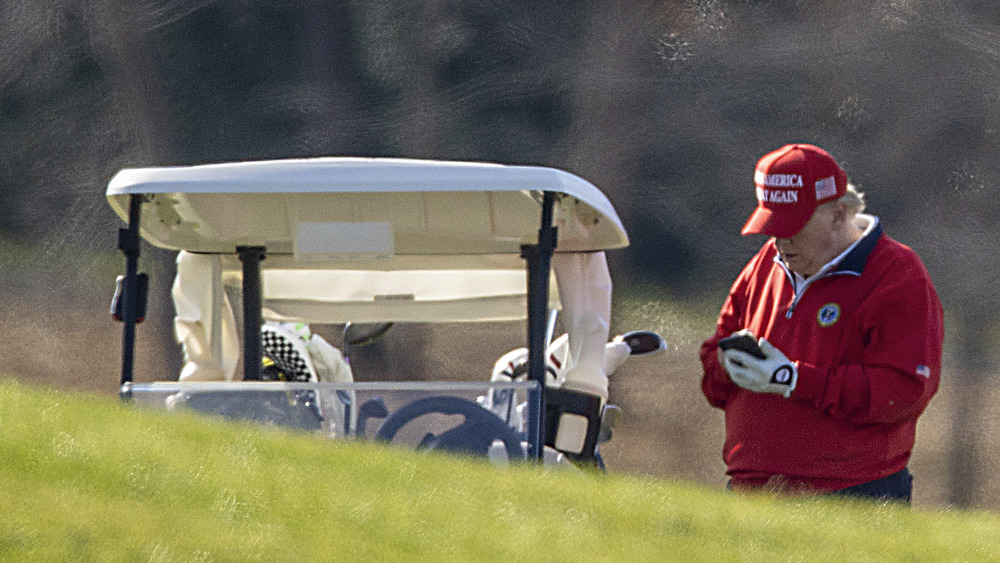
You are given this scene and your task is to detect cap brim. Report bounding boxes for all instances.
[741,205,807,238]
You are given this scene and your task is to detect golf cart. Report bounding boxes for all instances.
[108,157,664,467]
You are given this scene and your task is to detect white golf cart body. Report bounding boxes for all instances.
[108,157,629,464]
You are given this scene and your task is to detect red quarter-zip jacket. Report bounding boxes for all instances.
[699,218,943,492]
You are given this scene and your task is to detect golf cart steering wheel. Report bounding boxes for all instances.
[375,396,522,460]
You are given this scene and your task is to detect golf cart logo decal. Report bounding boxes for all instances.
[817,303,840,327]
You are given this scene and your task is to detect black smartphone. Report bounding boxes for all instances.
[718,332,766,359]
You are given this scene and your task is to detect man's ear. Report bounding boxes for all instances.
[829,201,849,226]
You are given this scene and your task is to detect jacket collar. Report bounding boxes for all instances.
[831,214,882,275]
[773,214,883,281]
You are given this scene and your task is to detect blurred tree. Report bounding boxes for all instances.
[300,0,364,155]
[557,1,664,283]
[87,0,192,379]
[351,0,637,166]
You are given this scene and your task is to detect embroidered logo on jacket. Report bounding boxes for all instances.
[817,303,841,327]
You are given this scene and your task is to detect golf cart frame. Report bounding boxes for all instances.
[109,157,632,463]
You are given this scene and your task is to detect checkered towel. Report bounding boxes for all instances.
[260,323,317,382]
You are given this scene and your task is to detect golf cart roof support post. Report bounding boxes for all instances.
[238,246,266,381]
[521,191,558,460]
[117,193,144,392]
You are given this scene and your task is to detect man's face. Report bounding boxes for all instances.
[773,204,840,277]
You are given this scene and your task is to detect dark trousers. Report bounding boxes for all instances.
[829,467,913,504]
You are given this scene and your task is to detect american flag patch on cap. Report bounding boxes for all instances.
[815,175,838,200]
[916,364,931,378]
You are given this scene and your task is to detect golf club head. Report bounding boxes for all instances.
[617,330,667,356]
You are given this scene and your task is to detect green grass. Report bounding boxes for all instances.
[1,379,998,561]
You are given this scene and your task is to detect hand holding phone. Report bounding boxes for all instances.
[718,331,797,398]
[718,330,766,359]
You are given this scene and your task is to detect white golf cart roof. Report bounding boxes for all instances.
[107,157,628,258]
[108,157,628,324]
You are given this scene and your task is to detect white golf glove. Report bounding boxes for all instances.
[722,337,797,398]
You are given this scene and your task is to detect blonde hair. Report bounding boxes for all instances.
[839,183,866,215]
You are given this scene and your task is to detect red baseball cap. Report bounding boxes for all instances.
[741,144,848,238]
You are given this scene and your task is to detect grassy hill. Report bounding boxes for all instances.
[1,378,998,562]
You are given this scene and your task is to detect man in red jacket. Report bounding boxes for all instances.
[700,143,944,503]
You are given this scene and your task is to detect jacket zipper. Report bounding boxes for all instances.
[780,263,858,319]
